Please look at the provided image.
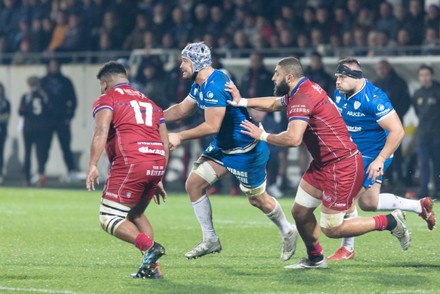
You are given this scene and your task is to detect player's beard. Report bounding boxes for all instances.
[273,79,290,96]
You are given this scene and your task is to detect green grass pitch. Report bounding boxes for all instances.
[0,187,439,293]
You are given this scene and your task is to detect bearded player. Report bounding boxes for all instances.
[226,56,411,269]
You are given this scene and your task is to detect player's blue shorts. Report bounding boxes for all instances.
[202,140,269,188]
[362,156,393,188]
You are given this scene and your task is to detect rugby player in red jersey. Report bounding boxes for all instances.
[226,56,411,269]
[86,61,169,279]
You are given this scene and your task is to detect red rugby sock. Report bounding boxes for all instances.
[373,215,388,231]
[134,233,153,251]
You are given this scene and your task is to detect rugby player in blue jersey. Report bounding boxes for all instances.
[329,57,436,260]
[163,42,298,260]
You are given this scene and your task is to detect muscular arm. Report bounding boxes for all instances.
[163,96,198,122]
[225,82,285,112]
[241,119,307,147]
[178,106,225,141]
[376,111,405,161]
[158,122,169,165]
[247,97,285,112]
[86,109,112,191]
[366,111,404,180]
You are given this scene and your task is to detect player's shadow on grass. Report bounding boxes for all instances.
[130,279,235,293]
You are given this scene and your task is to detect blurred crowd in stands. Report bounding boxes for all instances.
[0,0,439,65]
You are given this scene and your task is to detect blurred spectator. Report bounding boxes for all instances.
[40,59,77,180]
[46,10,69,52]
[191,3,209,41]
[28,18,47,52]
[94,32,119,63]
[123,13,151,50]
[0,36,11,65]
[279,28,295,49]
[40,17,54,50]
[242,12,258,43]
[142,31,156,51]
[296,33,312,57]
[421,27,440,55]
[18,76,51,187]
[116,58,144,93]
[59,13,86,52]
[346,0,361,25]
[331,6,352,37]
[0,82,10,183]
[356,6,375,32]
[315,6,331,43]
[412,65,440,199]
[240,52,273,100]
[305,52,335,96]
[310,28,326,55]
[374,60,411,189]
[217,32,232,50]
[12,19,31,52]
[352,26,368,56]
[81,0,104,36]
[406,0,425,45]
[371,30,397,56]
[425,4,440,29]
[11,39,40,65]
[142,62,168,110]
[396,28,418,55]
[231,30,252,57]
[302,6,317,37]
[161,32,177,49]
[393,3,407,32]
[256,15,274,44]
[93,11,125,51]
[206,5,226,38]
[0,0,22,47]
[167,6,192,47]
[376,1,398,39]
[151,3,168,41]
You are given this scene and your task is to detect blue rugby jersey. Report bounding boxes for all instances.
[334,79,395,159]
[188,69,256,154]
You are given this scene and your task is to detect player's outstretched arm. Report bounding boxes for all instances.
[158,122,170,165]
[163,96,198,123]
[225,82,284,112]
[241,119,307,147]
[169,106,225,150]
[87,108,112,191]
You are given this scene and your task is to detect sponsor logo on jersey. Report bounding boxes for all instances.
[377,104,385,111]
[199,92,204,100]
[138,146,165,156]
[288,104,309,114]
[115,88,124,94]
[376,108,391,116]
[207,91,214,98]
[146,165,165,176]
[335,96,341,103]
[347,125,362,132]
[226,167,249,184]
[126,192,132,198]
[346,111,365,117]
[354,101,361,110]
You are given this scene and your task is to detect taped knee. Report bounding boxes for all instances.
[240,181,266,198]
[191,160,218,185]
[320,211,345,229]
[294,186,321,208]
[99,199,130,235]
